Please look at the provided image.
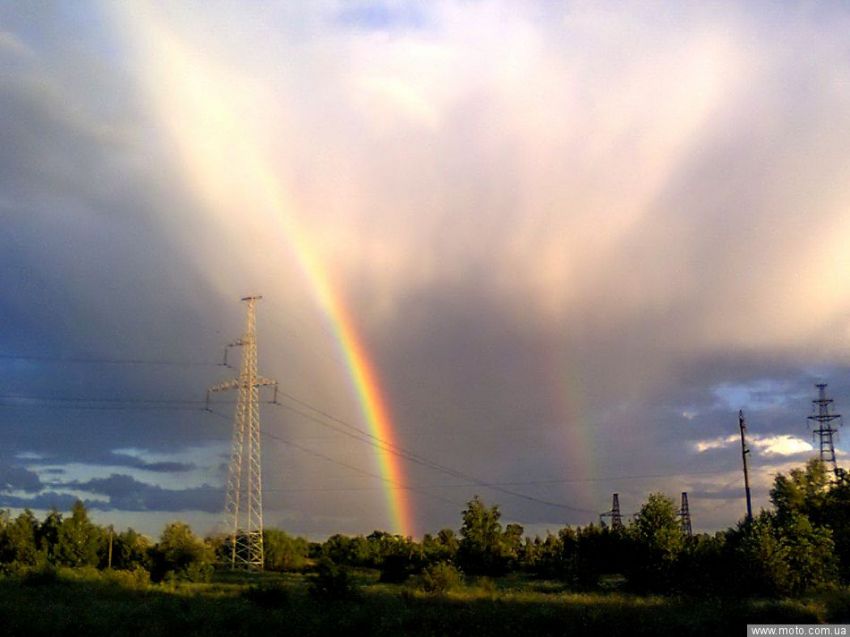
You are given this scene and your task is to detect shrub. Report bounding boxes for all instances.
[417,561,462,594]
[103,566,150,589]
[309,557,357,600]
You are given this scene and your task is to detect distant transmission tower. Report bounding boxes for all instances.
[679,492,692,537]
[600,493,624,531]
[808,383,842,476]
[207,296,278,569]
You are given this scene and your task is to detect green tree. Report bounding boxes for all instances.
[111,528,151,571]
[502,523,524,567]
[150,522,214,582]
[625,492,684,591]
[725,512,792,597]
[322,533,370,566]
[263,528,309,571]
[56,501,102,567]
[675,532,726,594]
[526,529,578,581]
[780,512,837,594]
[0,509,39,566]
[770,459,829,523]
[824,470,850,581]
[37,509,62,564]
[458,496,507,575]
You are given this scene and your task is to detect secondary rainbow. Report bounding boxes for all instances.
[113,4,414,537]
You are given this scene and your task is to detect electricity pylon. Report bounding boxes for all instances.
[808,383,842,476]
[600,493,624,531]
[207,296,277,570]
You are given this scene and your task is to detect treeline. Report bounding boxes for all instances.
[304,459,850,597]
[1,459,848,597]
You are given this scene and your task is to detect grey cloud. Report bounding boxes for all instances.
[3,1,850,538]
[55,473,222,513]
[0,464,43,493]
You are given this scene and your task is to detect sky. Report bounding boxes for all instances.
[2,0,850,540]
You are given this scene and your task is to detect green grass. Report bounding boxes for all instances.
[0,567,836,637]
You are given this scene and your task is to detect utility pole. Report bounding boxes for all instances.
[107,525,113,569]
[679,492,692,537]
[808,383,842,476]
[738,410,753,523]
[600,493,624,531]
[207,296,278,570]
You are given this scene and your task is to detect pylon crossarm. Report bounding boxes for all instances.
[208,378,240,394]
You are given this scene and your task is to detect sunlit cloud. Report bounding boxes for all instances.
[695,433,813,457]
[4,1,850,536]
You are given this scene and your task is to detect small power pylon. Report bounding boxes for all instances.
[739,410,753,522]
[679,492,692,537]
[808,383,842,476]
[600,493,624,531]
[207,296,278,570]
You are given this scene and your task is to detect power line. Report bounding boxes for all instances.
[0,394,207,405]
[0,389,752,510]
[269,396,599,515]
[205,407,462,507]
[0,352,222,367]
[0,385,780,518]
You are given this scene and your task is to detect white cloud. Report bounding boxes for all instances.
[694,433,813,457]
[694,434,739,453]
[750,435,814,457]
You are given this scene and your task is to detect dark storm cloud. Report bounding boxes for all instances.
[0,491,83,511]
[0,463,43,493]
[24,450,195,474]
[3,1,850,539]
[52,473,222,513]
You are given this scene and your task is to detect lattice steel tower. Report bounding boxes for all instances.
[600,493,624,531]
[208,296,278,569]
[808,383,842,476]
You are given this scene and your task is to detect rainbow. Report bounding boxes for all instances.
[111,4,414,537]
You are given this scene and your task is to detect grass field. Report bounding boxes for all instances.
[1,567,847,637]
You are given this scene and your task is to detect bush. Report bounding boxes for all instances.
[103,567,150,589]
[417,561,462,594]
[309,557,357,600]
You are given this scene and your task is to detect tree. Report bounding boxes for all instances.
[263,528,309,571]
[423,528,459,565]
[824,469,850,581]
[111,528,151,571]
[770,459,829,524]
[322,534,369,566]
[150,522,214,582]
[675,532,726,594]
[56,501,102,567]
[37,509,62,564]
[625,493,684,591]
[0,509,38,566]
[458,496,507,575]
[780,512,836,594]
[725,512,793,597]
[502,523,524,568]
